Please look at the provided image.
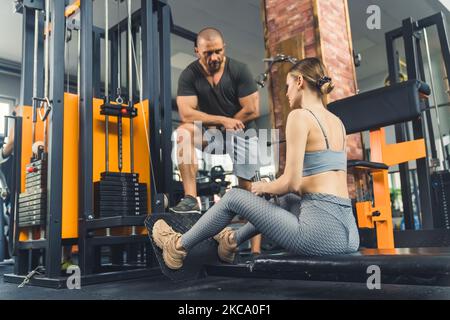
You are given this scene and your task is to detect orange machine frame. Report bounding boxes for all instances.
[19,93,79,240]
[356,128,426,249]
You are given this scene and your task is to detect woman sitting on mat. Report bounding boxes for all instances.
[153,57,360,270]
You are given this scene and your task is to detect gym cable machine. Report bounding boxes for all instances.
[4,0,188,288]
[384,12,450,236]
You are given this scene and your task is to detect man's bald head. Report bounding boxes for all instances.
[195,28,226,75]
[196,27,224,47]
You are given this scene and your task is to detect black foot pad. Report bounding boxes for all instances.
[144,213,220,282]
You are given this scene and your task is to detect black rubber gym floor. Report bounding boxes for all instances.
[1,263,450,300]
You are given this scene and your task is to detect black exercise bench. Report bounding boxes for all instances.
[147,80,450,286]
[205,248,450,286]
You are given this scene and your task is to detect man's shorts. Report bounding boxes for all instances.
[202,127,260,181]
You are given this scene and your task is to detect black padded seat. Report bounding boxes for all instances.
[328,80,428,134]
[206,248,450,286]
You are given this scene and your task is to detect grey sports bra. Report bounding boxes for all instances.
[302,109,347,177]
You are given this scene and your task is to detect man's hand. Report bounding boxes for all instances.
[221,117,245,131]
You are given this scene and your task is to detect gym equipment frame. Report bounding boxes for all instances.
[4,0,194,288]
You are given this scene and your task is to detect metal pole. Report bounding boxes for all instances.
[0,198,4,261]
[116,0,122,102]
[423,28,448,171]
[45,0,65,278]
[403,18,434,229]
[128,0,134,173]
[20,7,36,107]
[116,0,123,173]
[77,28,81,97]
[32,11,39,144]
[65,28,70,94]
[43,0,50,152]
[105,0,109,172]
[79,0,94,275]
[105,0,110,239]
[159,4,173,203]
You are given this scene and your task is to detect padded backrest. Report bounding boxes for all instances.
[328,80,429,134]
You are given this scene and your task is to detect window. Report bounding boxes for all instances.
[0,97,16,137]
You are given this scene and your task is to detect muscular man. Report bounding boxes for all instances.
[172,27,261,214]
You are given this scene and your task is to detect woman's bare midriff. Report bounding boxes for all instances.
[300,170,349,199]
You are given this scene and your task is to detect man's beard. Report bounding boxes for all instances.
[207,60,222,74]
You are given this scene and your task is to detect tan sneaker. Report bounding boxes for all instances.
[213,227,237,264]
[152,220,187,270]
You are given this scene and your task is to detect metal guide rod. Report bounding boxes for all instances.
[138,27,143,110]
[118,115,123,172]
[105,0,109,172]
[116,0,122,172]
[105,2,110,236]
[116,0,122,103]
[77,22,80,97]
[32,11,39,145]
[423,29,448,171]
[43,0,50,151]
[127,0,134,173]
[132,25,158,196]
[65,28,69,93]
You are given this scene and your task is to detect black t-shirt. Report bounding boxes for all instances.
[177,57,258,120]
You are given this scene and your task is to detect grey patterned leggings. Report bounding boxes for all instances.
[180,188,360,256]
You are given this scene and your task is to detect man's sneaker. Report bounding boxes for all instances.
[170,195,201,214]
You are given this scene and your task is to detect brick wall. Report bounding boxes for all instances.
[262,0,363,196]
[265,0,318,57]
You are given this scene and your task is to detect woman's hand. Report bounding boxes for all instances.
[251,181,268,196]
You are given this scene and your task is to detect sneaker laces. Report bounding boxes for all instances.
[164,233,187,259]
[159,229,177,246]
[215,228,237,249]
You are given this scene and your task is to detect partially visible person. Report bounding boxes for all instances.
[173,27,261,214]
[0,109,17,164]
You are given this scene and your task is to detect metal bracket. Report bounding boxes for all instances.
[66,18,80,31]
[32,97,53,122]
[256,54,299,88]
[14,0,45,13]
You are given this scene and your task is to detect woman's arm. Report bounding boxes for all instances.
[252,109,309,196]
[1,125,14,159]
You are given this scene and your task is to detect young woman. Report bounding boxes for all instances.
[153,57,360,270]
